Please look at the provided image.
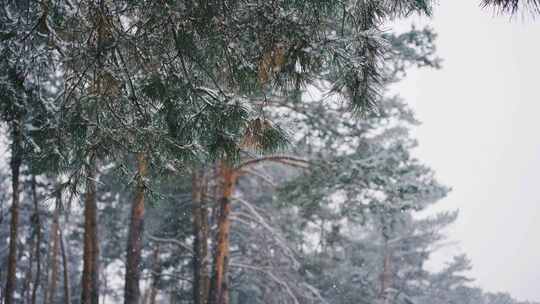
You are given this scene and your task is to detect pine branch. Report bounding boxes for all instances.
[482,0,540,15]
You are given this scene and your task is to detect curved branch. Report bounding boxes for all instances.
[237,168,276,186]
[145,234,193,254]
[235,155,310,171]
[229,262,300,304]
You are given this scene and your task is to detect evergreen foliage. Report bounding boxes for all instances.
[0,1,535,304]
[482,0,540,15]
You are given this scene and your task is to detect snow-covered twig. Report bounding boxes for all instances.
[145,234,193,253]
[229,262,300,304]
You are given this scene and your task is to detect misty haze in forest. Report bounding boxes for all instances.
[0,1,538,304]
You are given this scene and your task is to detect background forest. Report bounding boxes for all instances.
[0,1,538,304]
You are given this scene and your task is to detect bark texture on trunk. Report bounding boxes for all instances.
[141,289,150,304]
[21,232,35,304]
[60,228,71,304]
[101,266,108,304]
[31,175,42,304]
[81,157,99,304]
[45,197,61,304]
[5,121,23,304]
[378,241,392,304]
[124,152,148,304]
[149,244,161,304]
[209,163,237,304]
[192,170,210,304]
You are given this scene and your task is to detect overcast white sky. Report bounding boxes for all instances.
[392,1,540,301]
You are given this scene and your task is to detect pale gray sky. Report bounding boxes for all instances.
[393,1,540,301]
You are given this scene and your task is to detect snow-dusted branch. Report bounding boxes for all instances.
[232,196,299,268]
[235,155,310,171]
[229,262,300,304]
[237,168,276,186]
[145,234,193,254]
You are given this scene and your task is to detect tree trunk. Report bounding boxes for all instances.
[141,289,150,304]
[31,175,42,304]
[209,163,236,304]
[168,289,175,304]
[61,185,72,304]
[149,244,161,304]
[60,228,71,304]
[81,156,99,304]
[45,195,61,304]
[378,240,392,304]
[101,266,108,304]
[124,152,148,304]
[5,121,23,304]
[21,231,35,304]
[192,170,210,304]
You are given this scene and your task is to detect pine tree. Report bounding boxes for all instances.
[3,2,539,304]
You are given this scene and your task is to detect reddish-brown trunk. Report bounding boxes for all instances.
[192,170,210,304]
[5,121,23,304]
[210,163,236,304]
[124,152,148,304]
[81,157,99,304]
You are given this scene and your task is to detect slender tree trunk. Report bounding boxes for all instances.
[200,180,210,303]
[61,185,72,304]
[168,289,175,304]
[60,228,71,304]
[45,196,61,304]
[192,170,202,303]
[149,244,161,304]
[124,152,148,304]
[101,266,107,304]
[5,121,23,304]
[30,175,41,304]
[209,163,236,304]
[21,184,40,301]
[141,289,150,304]
[81,156,99,304]
[139,248,160,304]
[192,170,210,304]
[378,240,392,304]
[21,232,35,304]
